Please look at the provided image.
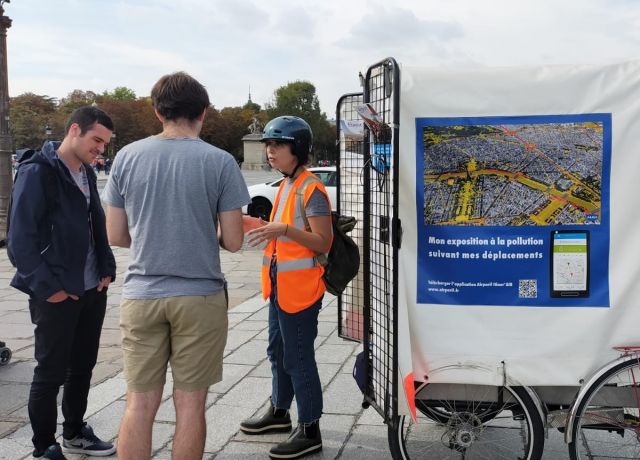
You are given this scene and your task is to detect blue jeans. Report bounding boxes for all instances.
[267,294,323,424]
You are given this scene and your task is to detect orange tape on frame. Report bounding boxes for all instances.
[403,372,417,421]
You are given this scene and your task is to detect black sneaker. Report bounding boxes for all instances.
[62,424,116,456]
[269,421,322,459]
[33,444,67,460]
[240,399,292,434]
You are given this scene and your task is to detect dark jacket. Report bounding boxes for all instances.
[9,141,116,300]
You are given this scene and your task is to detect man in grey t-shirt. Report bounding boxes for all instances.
[102,72,250,460]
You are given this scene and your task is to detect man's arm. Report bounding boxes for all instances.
[105,206,131,248]
[218,208,244,252]
[9,164,65,300]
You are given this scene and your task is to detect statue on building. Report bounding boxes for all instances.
[248,116,263,135]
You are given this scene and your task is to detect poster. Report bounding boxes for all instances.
[415,114,611,307]
[391,60,640,391]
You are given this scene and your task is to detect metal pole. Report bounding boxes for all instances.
[0,2,12,246]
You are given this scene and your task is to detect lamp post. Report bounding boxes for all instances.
[111,131,116,158]
[0,0,12,245]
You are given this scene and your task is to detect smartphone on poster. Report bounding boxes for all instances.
[550,230,590,298]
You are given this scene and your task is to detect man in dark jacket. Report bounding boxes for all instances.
[9,106,117,460]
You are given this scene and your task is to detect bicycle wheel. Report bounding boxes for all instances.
[389,385,544,459]
[416,398,500,425]
[568,357,640,460]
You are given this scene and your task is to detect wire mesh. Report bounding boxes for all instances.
[336,92,365,343]
[362,58,400,423]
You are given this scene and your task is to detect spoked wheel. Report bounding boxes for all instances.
[389,385,544,459]
[416,398,500,425]
[568,357,640,459]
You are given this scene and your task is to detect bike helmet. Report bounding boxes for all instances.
[261,116,313,165]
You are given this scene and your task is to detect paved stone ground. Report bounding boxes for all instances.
[0,172,572,459]
[0,242,394,460]
[0,172,393,460]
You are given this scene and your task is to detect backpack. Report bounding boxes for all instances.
[6,149,57,267]
[297,177,361,296]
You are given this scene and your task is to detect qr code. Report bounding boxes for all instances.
[519,279,537,298]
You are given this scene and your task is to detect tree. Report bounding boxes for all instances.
[103,87,137,101]
[200,106,229,152]
[9,93,57,149]
[265,81,335,163]
[5,82,340,166]
[58,89,98,114]
[266,81,322,120]
[203,106,267,162]
[97,98,160,156]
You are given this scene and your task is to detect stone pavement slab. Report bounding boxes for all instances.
[0,170,576,459]
[1,170,389,458]
[0,241,392,459]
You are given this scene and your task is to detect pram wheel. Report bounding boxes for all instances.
[0,342,12,366]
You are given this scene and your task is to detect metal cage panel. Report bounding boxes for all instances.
[336,92,365,343]
[362,58,400,423]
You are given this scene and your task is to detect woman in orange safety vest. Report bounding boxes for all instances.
[240,116,332,460]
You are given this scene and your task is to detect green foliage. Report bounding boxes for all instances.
[266,81,335,163]
[58,89,98,114]
[97,98,159,157]
[9,93,57,149]
[200,107,230,153]
[8,80,336,163]
[266,81,322,120]
[104,87,137,101]
[201,107,267,162]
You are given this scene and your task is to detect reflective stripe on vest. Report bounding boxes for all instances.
[262,255,318,272]
[295,176,318,231]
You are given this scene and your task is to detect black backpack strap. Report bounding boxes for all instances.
[295,176,329,265]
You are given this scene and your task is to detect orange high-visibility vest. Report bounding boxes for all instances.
[261,169,330,313]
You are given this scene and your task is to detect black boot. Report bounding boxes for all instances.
[269,420,322,459]
[240,399,292,434]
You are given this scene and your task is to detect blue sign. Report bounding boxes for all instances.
[415,114,611,307]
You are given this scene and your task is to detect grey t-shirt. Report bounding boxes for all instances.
[102,136,250,299]
[61,160,100,291]
[273,177,331,222]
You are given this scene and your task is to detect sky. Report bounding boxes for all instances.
[5,0,640,116]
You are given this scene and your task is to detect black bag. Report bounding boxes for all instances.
[322,212,360,295]
[6,149,56,267]
[297,177,360,296]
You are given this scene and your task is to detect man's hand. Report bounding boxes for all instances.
[243,215,266,233]
[47,290,79,303]
[97,276,112,292]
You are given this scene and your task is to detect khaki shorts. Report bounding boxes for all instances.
[120,290,228,392]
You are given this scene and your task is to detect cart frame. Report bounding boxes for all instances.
[336,57,640,460]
